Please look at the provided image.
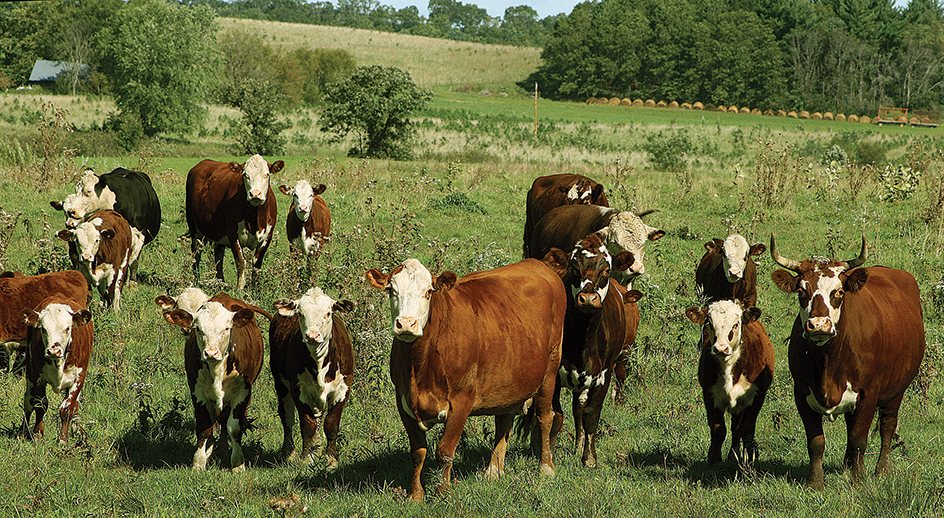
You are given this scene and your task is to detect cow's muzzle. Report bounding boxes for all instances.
[46,344,64,359]
[804,317,836,343]
[576,291,603,311]
[248,191,266,206]
[394,316,422,341]
[203,348,223,362]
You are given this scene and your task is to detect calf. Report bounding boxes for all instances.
[160,292,270,471]
[186,155,282,291]
[279,180,331,274]
[1,270,87,364]
[523,174,609,258]
[695,235,766,307]
[21,295,93,444]
[685,300,774,465]
[154,287,210,336]
[57,210,133,310]
[270,287,354,469]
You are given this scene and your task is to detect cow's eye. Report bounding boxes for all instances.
[425,288,434,299]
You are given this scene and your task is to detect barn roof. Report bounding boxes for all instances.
[28,60,88,82]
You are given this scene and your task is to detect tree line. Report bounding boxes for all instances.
[528,0,944,115]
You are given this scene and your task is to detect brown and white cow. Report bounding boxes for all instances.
[279,180,331,267]
[685,300,774,466]
[695,235,766,307]
[770,235,925,490]
[186,155,283,291]
[608,275,642,406]
[159,292,271,471]
[542,233,642,467]
[523,174,609,258]
[1,270,87,364]
[57,209,132,310]
[529,204,665,289]
[365,258,566,501]
[270,287,354,469]
[21,294,93,444]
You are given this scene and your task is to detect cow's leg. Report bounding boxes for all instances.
[214,244,227,283]
[435,398,472,497]
[486,413,514,479]
[128,228,145,281]
[843,400,875,484]
[796,389,826,490]
[192,401,215,470]
[190,236,203,281]
[274,376,296,460]
[704,389,726,465]
[580,380,610,468]
[227,397,251,472]
[611,346,630,405]
[22,379,47,440]
[572,389,585,452]
[57,376,85,444]
[875,395,904,476]
[534,367,561,477]
[397,402,428,501]
[323,398,348,471]
[299,409,321,463]
[730,404,759,466]
[231,242,247,291]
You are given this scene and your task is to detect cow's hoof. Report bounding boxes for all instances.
[231,464,246,473]
[540,464,555,477]
[484,464,502,480]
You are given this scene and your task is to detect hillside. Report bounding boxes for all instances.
[218,17,543,89]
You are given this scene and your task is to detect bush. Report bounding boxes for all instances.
[642,129,693,173]
[878,165,920,202]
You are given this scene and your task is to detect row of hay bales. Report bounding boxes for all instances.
[585,97,876,124]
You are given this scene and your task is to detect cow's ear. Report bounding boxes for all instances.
[433,271,458,292]
[233,308,255,328]
[541,248,568,278]
[771,269,799,293]
[154,295,176,310]
[21,309,38,327]
[313,183,327,196]
[749,243,767,256]
[742,307,762,324]
[57,229,74,242]
[365,269,390,290]
[278,184,292,195]
[165,309,193,330]
[685,307,707,325]
[622,289,643,304]
[648,227,666,241]
[72,309,92,327]
[704,239,721,254]
[842,268,869,293]
[270,161,285,174]
[334,299,355,313]
[590,184,606,202]
[273,298,298,316]
[101,229,115,240]
[612,251,635,272]
[50,200,64,211]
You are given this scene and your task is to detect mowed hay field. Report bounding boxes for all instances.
[1,18,944,518]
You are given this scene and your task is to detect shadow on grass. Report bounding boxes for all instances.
[619,445,813,487]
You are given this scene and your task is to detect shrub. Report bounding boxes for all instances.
[752,138,799,209]
[643,129,693,173]
[878,165,920,202]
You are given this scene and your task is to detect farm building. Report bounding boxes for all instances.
[28,60,88,87]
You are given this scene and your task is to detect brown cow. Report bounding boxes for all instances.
[609,278,642,405]
[57,209,133,310]
[159,291,271,471]
[270,287,354,469]
[186,155,283,291]
[523,174,609,258]
[770,235,925,490]
[21,294,93,444]
[542,233,643,467]
[685,300,774,466]
[0,270,87,363]
[279,180,331,271]
[365,258,566,501]
[695,235,766,307]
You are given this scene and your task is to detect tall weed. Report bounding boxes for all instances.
[752,138,800,210]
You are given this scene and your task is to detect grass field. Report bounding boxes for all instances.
[1,17,944,518]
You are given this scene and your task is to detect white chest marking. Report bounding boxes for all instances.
[194,361,248,413]
[41,360,82,395]
[297,362,349,413]
[806,383,859,421]
[294,227,325,256]
[710,368,758,413]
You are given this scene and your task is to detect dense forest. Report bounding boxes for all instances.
[1,0,942,116]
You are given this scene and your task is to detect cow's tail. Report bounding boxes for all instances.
[513,397,537,444]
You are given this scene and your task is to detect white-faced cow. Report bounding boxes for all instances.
[695,235,766,307]
[529,204,665,289]
[685,300,774,466]
[770,235,925,490]
[279,180,331,270]
[159,292,271,471]
[270,287,354,469]
[57,210,132,311]
[365,258,566,501]
[186,155,283,291]
[50,168,161,278]
[541,233,643,467]
[523,174,609,258]
[21,294,93,444]
[0,270,87,365]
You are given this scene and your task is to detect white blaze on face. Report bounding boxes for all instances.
[73,217,105,263]
[62,172,115,227]
[799,266,846,344]
[192,302,236,362]
[175,287,210,317]
[242,154,271,206]
[704,300,744,358]
[722,234,750,282]
[571,242,611,303]
[290,180,315,222]
[387,259,434,342]
[295,287,336,358]
[37,303,77,359]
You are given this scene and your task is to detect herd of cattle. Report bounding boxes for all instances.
[0,158,927,500]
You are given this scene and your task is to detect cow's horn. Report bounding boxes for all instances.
[770,234,801,272]
[842,235,868,269]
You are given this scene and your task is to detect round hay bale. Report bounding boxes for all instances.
[705,103,717,111]
[644,99,656,108]
[595,98,609,105]
[728,106,739,113]
[740,107,751,114]
[824,112,834,120]
[656,100,668,108]
[633,99,644,107]
[751,108,762,115]
[897,115,908,123]
[716,105,727,112]
[848,114,859,122]
[787,111,798,118]
[922,116,932,124]
[620,98,632,106]
[693,101,704,110]
[860,115,871,124]
[910,117,920,125]
[586,97,597,104]
[776,109,786,117]
[763,109,775,116]
[812,112,822,120]
[669,101,680,109]
[681,102,692,109]
[835,113,846,121]
[799,110,810,119]
[608,97,620,106]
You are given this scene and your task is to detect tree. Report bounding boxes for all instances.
[320,65,432,160]
[221,80,291,155]
[96,0,219,137]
